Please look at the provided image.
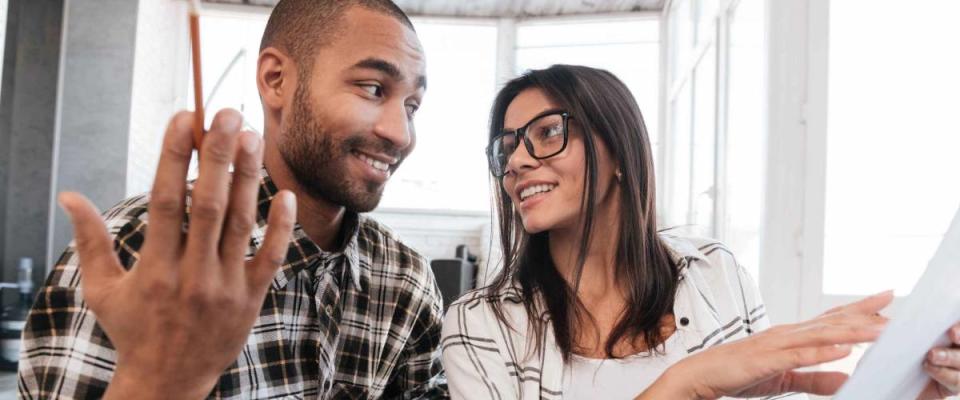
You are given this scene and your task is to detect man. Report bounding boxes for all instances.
[18,0,445,398]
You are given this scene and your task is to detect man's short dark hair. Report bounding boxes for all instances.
[260,0,415,74]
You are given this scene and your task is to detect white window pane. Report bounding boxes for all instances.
[695,0,718,47]
[516,18,660,175]
[668,82,693,227]
[669,0,694,84]
[515,42,660,139]
[197,14,267,133]
[691,46,716,236]
[823,0,960,295]
[379,20,498,212]
[724,0,767,281]
[174,12,267,183]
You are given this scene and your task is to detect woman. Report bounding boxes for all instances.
[441,65,960,399]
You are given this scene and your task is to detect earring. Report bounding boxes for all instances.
[615,169,623,182]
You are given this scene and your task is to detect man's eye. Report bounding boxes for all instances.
[360,84,383,97]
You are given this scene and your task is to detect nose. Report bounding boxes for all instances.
[372,103,414,152]
[504,137,539,176]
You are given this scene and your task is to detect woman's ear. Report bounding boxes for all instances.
[257,47,291,112]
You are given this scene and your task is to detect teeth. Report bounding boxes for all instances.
[357,153,390,172]
[520,184,556,201]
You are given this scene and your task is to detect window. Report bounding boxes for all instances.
[160,10,269,188]
[668,0,694,82]
[515,17,660,146]
[691,46,716,233]
[196,12,267,134]
[663,0,770,282]
[379,20,498,212]
[667,82,693,226]
[723,0,767,281]
[822,0,960,295]
[665,0,719,237]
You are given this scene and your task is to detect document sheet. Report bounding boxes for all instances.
[835,204,960,399]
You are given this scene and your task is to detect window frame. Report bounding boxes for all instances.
[662,0,727,238]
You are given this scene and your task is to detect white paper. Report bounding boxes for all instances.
[835,204,960,399]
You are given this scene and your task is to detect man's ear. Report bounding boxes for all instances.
[257,47,292,112]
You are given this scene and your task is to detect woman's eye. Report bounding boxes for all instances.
[539,124,563,138]
[360,84,383,97]
[405,103,419,117]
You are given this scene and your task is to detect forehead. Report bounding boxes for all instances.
[318,7,426,81]
[504,88,560,130]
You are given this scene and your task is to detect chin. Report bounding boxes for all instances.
[520,218,551,234]
[349,182,388,212]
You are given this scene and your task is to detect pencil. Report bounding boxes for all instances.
[188,0,205,151]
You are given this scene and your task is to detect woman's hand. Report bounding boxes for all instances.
[917,323,960,399]
[638,291,893,400]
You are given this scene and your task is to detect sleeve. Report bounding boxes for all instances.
[735,263,770,334]
[17,250,116,400]
[382,270,448,399]
[718,247,809,400]
[700,240,770,336]
[440,295,515,400]
[18,198,147,400]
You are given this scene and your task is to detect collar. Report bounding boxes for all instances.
[251,167,363,290]
[659,233,709,270]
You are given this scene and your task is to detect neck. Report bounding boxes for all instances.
[263,137,346,252]
[548,197,622,302]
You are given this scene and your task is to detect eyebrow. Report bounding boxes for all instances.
[351,57,427,90]
[502,108,566,132]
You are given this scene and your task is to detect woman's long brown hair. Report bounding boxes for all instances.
[485,65,678,361]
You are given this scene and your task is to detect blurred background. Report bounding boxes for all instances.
[0,0,958,396]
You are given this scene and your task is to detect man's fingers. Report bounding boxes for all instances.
[783,371,849,395]
[927,347,960,369]
[249,191,296,294]
[923,361,960,394]
[142,111,194,262]
[949,324,960,345]
[185,109,244,266]
[220,131,264,271]
[59,192,125,292]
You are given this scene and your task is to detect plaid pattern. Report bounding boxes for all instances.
[18,168,446,399]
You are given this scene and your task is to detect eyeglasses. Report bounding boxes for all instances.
[486,111,571,178]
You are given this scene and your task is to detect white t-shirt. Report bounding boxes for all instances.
[561,331,688,400]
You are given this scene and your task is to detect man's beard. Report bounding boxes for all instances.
[277,84,401,213]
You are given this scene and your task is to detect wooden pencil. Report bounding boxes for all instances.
[189,0,205,151]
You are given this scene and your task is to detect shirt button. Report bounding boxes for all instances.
[679,317,690,326]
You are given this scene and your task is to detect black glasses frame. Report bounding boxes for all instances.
[486,111,571,178]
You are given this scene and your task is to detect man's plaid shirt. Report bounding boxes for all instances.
[18,168,446,399]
